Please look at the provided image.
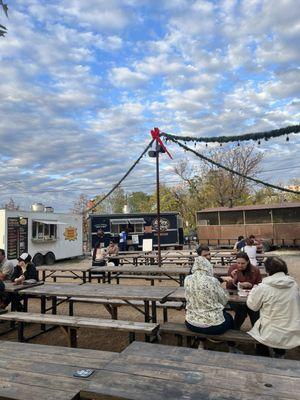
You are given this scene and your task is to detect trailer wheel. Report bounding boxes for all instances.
[45,252,56,265]
[33,253,44,266]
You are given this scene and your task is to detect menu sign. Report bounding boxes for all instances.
[7,217,28,259]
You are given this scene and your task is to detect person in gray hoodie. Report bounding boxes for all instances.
[247,256,300,357]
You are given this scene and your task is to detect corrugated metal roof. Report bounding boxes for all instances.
[198,202,300,213]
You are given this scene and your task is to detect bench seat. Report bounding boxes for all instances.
[0,312,159,347]
[160,322,256,347]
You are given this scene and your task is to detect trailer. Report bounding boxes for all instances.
[90,212,184,250]
[196,202,300,249]
[0,208,83,265]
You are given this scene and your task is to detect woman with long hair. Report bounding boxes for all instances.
[223,252,262,329]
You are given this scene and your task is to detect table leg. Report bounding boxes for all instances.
[52,297,57,315]
[42,271,46,281]
[179,274,184,287]
[83,271,86,283]
[23,295,28,312]
[108,272,111,284]
[41,295,46,331]
[144,300,150,322]
[151,301,157,323]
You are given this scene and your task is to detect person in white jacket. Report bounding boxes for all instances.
[247,256,300,358]
[185,256,234,335]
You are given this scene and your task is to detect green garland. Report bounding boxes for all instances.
[161,124,300,144]
[170,138,300,195]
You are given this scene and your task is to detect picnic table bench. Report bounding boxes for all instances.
[0,312,159,346]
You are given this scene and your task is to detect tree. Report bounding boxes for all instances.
[0,1,8,37]
[109,186,127,213]
[127,191,152,213]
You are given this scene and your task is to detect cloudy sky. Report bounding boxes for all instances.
[0,0,299,212]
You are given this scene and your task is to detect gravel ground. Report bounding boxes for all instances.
[0,250,299,360]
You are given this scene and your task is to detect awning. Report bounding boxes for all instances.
[33,220,67,225]
[128,218,145,224]
[111,219,129,225]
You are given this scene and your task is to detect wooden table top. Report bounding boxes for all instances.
[0,340,299,400]
[92,265,191,274]
[36,265,92,272]
[167,287,248,303]
[0,340,116,400]
[4,281,44,293]
[19,283,177,302]
[85,341,300,400]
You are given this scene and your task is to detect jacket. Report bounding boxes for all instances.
[226,264,262,290]
[184,256,229,327]
[11,263,38,281]
[247,272,300,349]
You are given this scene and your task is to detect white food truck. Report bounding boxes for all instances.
[0,204,83,265]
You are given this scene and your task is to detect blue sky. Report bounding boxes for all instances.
[0,0,299,212]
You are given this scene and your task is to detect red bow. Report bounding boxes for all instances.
[150,127,173,159]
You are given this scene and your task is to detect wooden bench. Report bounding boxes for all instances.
[0,312,159,347]
[160,322,256,347]
[68,297,184,322]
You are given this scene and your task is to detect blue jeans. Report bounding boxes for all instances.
[185,310,234,335]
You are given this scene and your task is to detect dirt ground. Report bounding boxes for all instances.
[1,249,299,360]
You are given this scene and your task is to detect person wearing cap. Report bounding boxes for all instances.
[0,249,14,281]
[11,253,38,284]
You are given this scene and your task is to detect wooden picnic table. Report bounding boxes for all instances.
[0,340,117,400]
[91,265,191,286]
[36,264,92,283]
[20,283,176,323]
[85,341,300,400]
[0,340,299,400]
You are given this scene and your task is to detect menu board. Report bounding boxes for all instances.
[7,217,28,259]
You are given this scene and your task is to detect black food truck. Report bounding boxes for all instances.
[90,212,184,250]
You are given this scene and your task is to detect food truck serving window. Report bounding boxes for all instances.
[32,220,65,240]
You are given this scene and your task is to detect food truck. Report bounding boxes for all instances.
[89,212,184,250]
[0,204,83,265]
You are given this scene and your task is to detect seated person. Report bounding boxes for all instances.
[195,245,211,261]
[10,253,38,311]
[0,249,14,281]
[0,280,9,309]
[223,252,262,329]
[92,245,107,267]
[242,238,258,266]
[233,236,245,253]
[185,256,234,336]
[106,240,119,266]
[11,253,38,284]
[247,256,300,358]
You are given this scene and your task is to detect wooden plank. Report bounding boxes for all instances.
[0,312,159,334]
[123,342,300,378]
[103,354,300,399]
[0,379,78,400]
[4,281,44,293]
[19,283,176,302]
[82,369,291,400]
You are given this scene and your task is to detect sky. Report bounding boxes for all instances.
[0,0,299,212]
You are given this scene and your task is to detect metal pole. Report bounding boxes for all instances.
[156,142,161,267]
